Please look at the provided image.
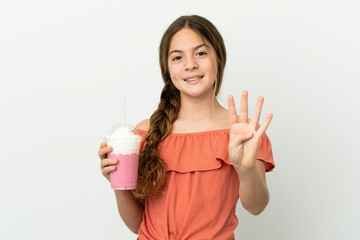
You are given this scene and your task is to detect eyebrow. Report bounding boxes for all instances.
[168,43,209,56]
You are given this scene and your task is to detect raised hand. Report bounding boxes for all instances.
[228,90,273,174]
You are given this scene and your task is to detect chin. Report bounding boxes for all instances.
[183,89,214,98]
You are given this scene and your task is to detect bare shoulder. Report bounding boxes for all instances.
[136,119,150,131]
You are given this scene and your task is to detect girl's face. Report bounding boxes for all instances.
[168,28,218,98]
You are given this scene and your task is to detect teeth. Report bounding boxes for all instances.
[185,76,202,82]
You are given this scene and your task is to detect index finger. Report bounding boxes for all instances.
[100,141,107,148]
[98,145,112,159]
[228,95,238,125]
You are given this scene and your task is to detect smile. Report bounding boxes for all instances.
[184,75,204,82]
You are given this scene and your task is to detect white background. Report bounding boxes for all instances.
[1,0,359,239]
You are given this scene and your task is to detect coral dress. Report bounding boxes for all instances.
[136,129,274,240]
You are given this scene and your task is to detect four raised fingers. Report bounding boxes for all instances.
[229,91,272,134]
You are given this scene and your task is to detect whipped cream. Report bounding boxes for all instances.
[104,126,142,154]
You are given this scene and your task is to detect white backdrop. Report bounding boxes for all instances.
[1,0,359,239]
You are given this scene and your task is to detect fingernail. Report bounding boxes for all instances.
[246,133,252,137]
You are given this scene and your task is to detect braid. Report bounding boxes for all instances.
[133,81,180,200]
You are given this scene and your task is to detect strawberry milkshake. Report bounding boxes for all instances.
[104,123,142,190]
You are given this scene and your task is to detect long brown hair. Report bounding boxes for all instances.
[134,15,226,200]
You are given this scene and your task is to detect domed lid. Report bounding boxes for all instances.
[103,123,141,141]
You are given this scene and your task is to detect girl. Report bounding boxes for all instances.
[98,15,274,240]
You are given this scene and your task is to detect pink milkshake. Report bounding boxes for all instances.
[104,123,142,190]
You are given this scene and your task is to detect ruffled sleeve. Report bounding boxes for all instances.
[158,130,230,173]
[137,129,147,152]
[257,133,275,172]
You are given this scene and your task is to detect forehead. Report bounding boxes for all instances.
[169,28,210,52]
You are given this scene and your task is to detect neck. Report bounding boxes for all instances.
[177,89,223,120]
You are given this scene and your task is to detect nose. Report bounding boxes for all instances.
[184,57,198,71]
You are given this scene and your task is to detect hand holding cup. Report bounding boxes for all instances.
[98,142,118,181]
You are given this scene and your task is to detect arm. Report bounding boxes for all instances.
[235,160,269,215]
[114,190,144,233]
[227,92,273,215]
[112,118,150,232]
[98,142,145,233]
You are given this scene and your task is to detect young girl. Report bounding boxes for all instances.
[98,15,274,240]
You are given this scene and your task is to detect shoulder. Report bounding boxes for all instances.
[136,119,150,131]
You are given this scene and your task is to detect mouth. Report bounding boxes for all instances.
[184,75,204,82]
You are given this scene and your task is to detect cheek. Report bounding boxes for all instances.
[168,64,182,80]
[168,65,181,89]
[205,60,218,79]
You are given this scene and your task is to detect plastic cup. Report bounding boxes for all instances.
[104,123,142,190]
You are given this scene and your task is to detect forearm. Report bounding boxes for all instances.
[236,163,269,215]
[114,190,144,233]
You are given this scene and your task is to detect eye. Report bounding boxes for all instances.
[197,51,207,56]
[172,56,182,61]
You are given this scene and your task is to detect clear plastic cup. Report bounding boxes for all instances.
[103,123,142,190]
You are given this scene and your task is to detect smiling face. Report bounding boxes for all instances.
[167,28,218,98]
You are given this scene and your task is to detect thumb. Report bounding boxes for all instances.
[232,132,253,146]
